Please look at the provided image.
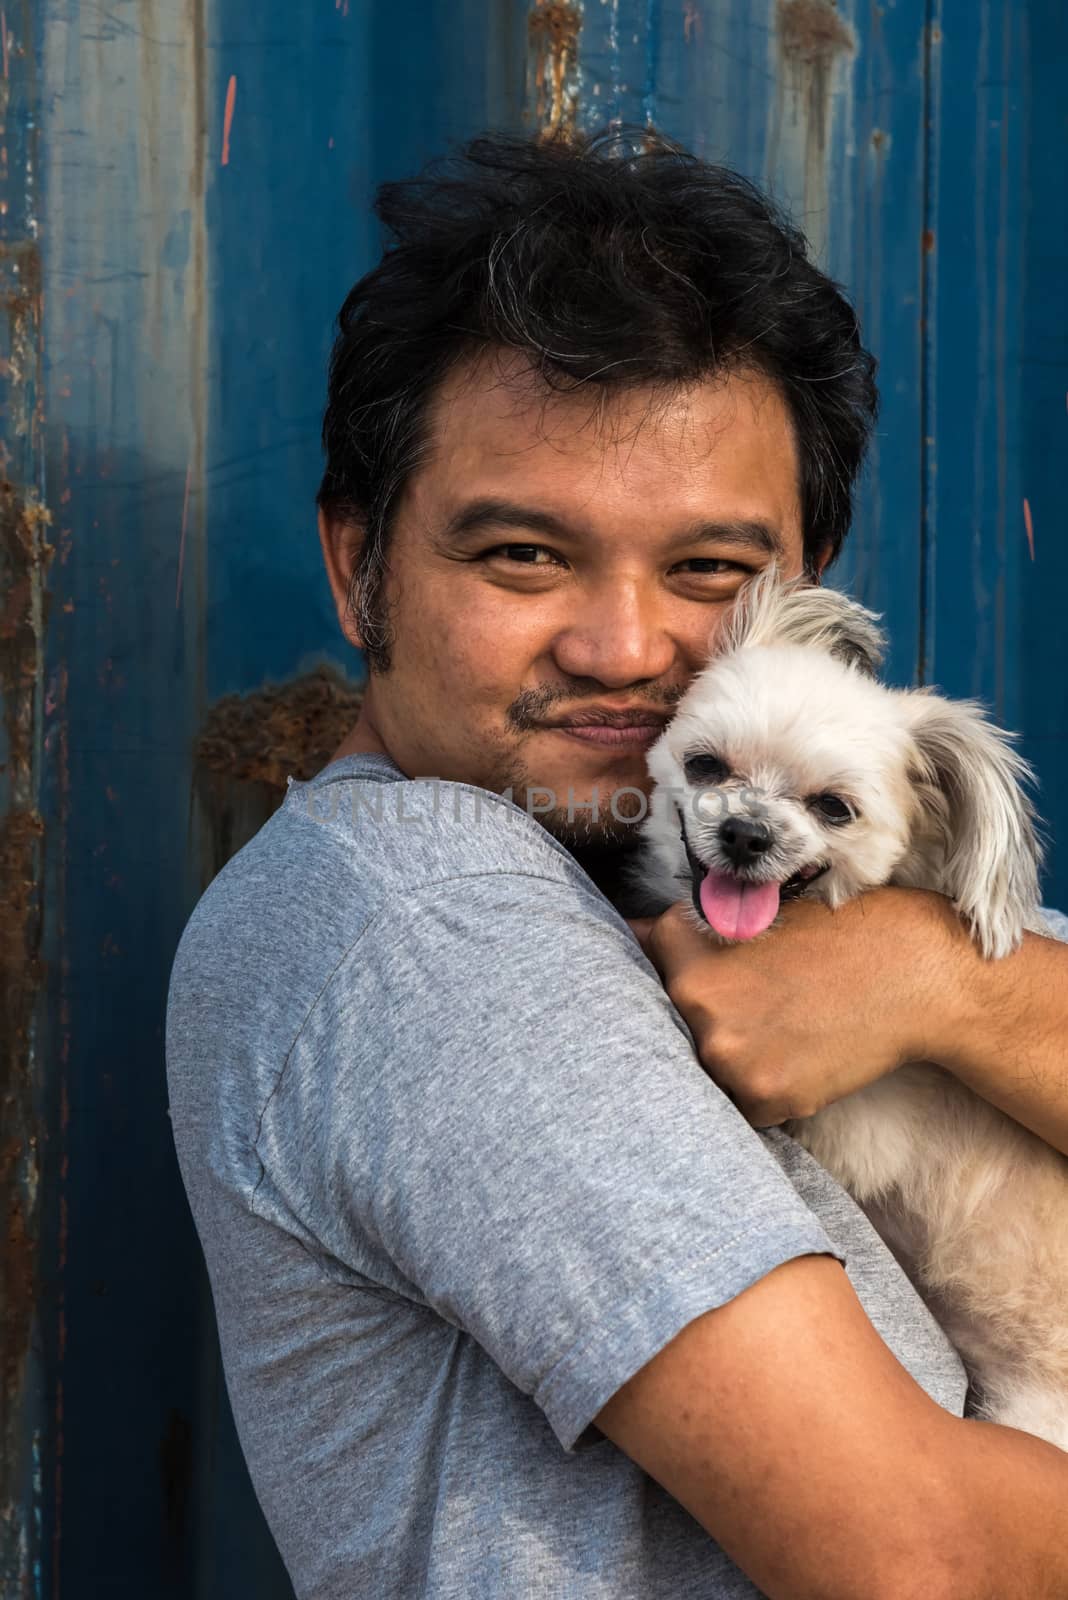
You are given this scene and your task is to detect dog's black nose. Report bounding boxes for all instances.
[719,816,773,865]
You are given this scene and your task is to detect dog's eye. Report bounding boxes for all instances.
[684,752,729,784]
[810,793,854,824]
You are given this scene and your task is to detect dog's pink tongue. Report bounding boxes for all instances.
[699,871,781,940]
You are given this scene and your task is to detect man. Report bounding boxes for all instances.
[166,131,1068,1598]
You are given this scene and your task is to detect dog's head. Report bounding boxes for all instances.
[639,569,1042,957]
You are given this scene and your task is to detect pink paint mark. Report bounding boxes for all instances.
[328,136,335,150]
[1022,497,1035,563]
[176,461,192,608]
[1,12,9,81]
[221,74,237,166]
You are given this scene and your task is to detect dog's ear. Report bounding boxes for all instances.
[900,690,1043,958]
[723,566,886,677]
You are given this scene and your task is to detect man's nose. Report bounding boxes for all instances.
[719,816,773,867]
[550,584,677,688]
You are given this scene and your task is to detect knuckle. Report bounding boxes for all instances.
[666,970,710,1019]
[785,1096,819,1122]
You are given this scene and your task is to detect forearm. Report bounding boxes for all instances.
[938,1416,1068,1599]
[938,925,1068,1158]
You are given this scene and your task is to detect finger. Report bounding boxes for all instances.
[645,902,717,977]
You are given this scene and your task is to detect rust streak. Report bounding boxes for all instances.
[1022,497,1035,563]
[778,0,853,64]
[1,8,50,1583]
[526,2,581,142]
[221,73,236,167]
[0,214,51,1595]
[773,0,854,262]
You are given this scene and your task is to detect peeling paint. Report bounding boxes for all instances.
[526,1,582,140]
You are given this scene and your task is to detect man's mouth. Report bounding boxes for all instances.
[680,825,828,940]
[541,710,670,750]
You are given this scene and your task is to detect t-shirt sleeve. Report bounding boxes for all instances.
[254,870,846,1453]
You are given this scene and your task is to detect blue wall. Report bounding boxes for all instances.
[2,1,1064,1593]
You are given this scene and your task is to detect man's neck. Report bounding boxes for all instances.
[326,699,390,767]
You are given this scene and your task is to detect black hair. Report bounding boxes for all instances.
[318,128,878,671]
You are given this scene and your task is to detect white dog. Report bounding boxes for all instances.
[636,567,1068,1449]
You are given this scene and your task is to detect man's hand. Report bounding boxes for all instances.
[628,887,969,1126]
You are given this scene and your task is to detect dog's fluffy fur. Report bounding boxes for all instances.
[636,567,1068,1448]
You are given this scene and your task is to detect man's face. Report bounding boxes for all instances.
[321,352,812,847]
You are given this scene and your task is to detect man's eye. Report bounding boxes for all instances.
[484,543,561,566]
[671,558,750,576]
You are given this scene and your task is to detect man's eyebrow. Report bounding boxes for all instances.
[437,498,786,557]
[683,519,786,557]
[437,499,576,544]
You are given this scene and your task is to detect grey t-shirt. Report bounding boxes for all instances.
[166,751,973,1599]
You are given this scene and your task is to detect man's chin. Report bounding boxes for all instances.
[535,812,626,849]
[483,743,653,847]
[522,790,650,850]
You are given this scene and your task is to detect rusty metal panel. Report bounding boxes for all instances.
[30,5,216,1594]
[4,2,1065,1597]
[922,0,1068,903]
[1,1,51,1594]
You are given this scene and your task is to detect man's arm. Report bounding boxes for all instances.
[632,888,1068,1154]
[595,1252,1068,1600]
[939,917,1068,1156]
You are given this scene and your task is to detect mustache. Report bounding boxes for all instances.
[506,683,685,732]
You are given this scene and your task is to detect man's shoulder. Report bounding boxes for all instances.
[166,755,611,1067]
[164,757,623,1191]
[283,753,586,900]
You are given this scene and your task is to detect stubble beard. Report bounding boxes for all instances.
[478,740,650,851]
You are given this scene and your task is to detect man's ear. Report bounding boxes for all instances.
[811,541,833,579]
[317,506,366,650]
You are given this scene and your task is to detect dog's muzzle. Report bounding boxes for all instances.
[678,811,828,922]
